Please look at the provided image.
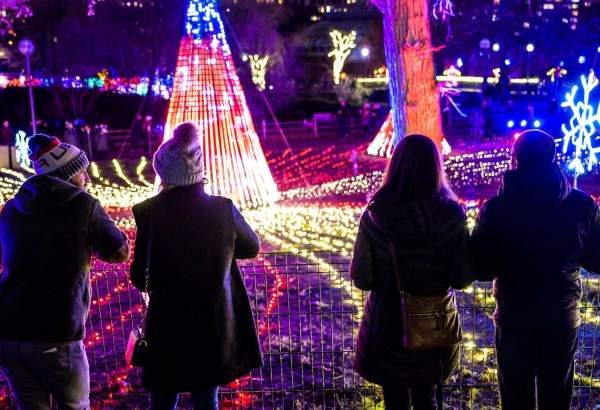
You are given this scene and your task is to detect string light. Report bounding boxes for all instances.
[1,157,600,404]
[561,70,600,176]
[248,54,269,91]
[14,130,32,171]
[0,73,173,99]
[328,30,357,85]
[161,0,279,209]
[366,112,394,158]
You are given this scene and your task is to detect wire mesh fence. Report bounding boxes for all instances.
[0,251,599,409]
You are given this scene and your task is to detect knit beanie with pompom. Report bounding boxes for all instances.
[153,122,204,186]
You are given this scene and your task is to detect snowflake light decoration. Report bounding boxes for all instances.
[561,70,600,175]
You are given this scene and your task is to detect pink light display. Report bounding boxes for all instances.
[162,0,279,208]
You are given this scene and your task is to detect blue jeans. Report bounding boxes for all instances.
[151,387,219,410]
[0,340,90,410]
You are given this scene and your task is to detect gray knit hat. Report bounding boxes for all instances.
[153,122,204,186]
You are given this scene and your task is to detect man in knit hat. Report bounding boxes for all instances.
[0,134,130,409]
[470,130,600,409]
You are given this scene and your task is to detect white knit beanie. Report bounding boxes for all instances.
[153,122,204,186]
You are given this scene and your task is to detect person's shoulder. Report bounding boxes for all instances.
[436,197,466,219]
[565,189,598,215]
[198,194,233,211]
[480,194,504,213]
[70,188,98,210]
[132,194,160,219]
[0,198,15,219]
[206,194,233,206]
[567,189,595,205]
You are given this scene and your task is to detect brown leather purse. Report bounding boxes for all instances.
[369,210,462,351]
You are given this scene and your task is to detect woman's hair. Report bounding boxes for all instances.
[372,134,456,204]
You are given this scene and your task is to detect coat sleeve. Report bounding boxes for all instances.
[129,204,148,292]
[582,201,600,274]
[232,203,260,259]
[89,200,130,263]
[448,209,475,290]
[350,212,375,291]
[469,200,499,282]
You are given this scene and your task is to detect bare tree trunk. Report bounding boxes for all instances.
[374,0,443,147]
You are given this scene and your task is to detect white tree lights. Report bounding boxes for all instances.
[328,30,356,85]
[248,54,269,91]
[561,70,600,178]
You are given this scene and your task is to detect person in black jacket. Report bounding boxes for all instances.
[0,134,130,410]
[351,135,472,410]
[130,122,262,410]
[470,130,600,409]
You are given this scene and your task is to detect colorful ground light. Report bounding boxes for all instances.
[0,143,598,408]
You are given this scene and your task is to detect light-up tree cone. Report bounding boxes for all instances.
[162,0,279,208]
[367,111,451,158]
[372,0,443,148]
[367,112,394,158]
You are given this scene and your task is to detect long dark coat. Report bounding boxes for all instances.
[350,197,471,387]
[130,183,262,391]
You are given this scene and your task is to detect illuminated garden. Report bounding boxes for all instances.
[1,0,600,408]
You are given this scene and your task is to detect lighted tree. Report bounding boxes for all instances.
[328,30,356,85]
[248,54,270,91]
[371,0,443,147]
[162,0,279,208]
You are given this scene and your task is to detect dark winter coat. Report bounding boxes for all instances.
[470,165,600,330]
[350,197,471,387]
[0,175,129,342]
[130,183,262,391]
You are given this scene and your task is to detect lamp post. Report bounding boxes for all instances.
[525,43,534,78]
[18,39,36,135]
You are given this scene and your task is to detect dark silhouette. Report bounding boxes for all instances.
[130,123,262,410]
[0,134,130,409]
[350,135,472,410]
[470,130,600,409]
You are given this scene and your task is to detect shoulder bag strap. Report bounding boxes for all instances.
[141,215,154,307]
[368,209,406,295]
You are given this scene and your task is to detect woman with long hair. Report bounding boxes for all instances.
[130,122,262,410]
[351,134,471,409]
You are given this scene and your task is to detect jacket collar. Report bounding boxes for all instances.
[500,164,571,203]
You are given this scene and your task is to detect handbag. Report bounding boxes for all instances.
[369,209,462,351]
[125,233,152,367]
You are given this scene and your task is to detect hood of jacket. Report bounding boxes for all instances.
[13,175,85,216]
[500,164,571,205]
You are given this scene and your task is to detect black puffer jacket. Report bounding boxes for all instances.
[350,197,471,387]
[130,183,262,391]
[470,165,600,329]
